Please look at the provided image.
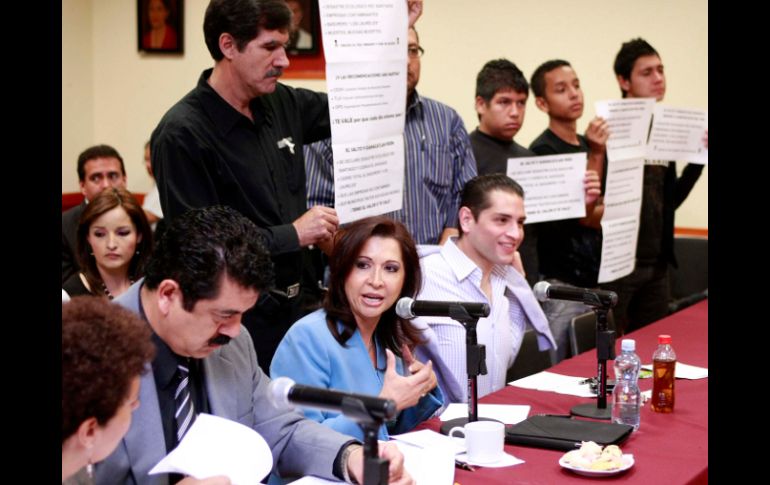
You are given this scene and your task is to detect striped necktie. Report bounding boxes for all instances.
[174,362,196,443]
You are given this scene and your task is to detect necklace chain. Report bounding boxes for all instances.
[102,280,134,300]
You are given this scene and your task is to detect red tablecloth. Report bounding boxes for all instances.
[418,300,708,484]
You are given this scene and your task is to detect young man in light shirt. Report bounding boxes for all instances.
[413,174,556,402]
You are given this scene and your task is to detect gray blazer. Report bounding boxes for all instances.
[95,281,352,485]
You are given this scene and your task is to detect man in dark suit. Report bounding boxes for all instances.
[96,205,411,485]
[62,144,127,282]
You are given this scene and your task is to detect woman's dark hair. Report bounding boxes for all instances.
[324,216,423,356]
[62,296,155,442]
[76,187,153,297]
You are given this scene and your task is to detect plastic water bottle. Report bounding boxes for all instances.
[651,334,677,413]
[611,339,641,430]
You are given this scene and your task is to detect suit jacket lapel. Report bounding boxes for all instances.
[123,368,168,485]
[204,350,239,421]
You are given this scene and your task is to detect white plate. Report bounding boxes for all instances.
[558,454,634,477]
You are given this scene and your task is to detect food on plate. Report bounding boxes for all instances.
[562,441,625,471]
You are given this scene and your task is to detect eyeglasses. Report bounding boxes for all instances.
[407,46,425,59]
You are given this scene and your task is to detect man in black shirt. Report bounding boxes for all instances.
[150,0,423,371]
[528,59,606,361]
[603,38,705,333]
[62,145,128,283]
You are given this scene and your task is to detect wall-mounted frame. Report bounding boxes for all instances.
[138,0,183,54]
[284,0,326,79]
[286,0,318,55]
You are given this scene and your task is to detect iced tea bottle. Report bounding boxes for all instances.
[651,334,676,413]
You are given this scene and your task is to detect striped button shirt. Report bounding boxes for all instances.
[304,91,477,244]
[413,240,556,402]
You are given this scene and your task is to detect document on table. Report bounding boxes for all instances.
[641,362,709,379]
[319,0,408,223]
[510,371,597,398]
[507,153,587,223]
[291,430,456,485]
[438,403,531,424]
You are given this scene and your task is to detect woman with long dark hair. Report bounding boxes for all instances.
[63,187,152,300]
[271,216,443,440]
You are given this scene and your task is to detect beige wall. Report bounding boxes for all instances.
[62,0,94,187]
[62,0,707,229]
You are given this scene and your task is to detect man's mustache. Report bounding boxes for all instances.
[209,334,232,346]
[266,68,283,78]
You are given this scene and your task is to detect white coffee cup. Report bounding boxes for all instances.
[448,420,505,464]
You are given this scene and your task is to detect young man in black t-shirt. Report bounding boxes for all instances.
[527,59,606,362]
[602,39,706,334]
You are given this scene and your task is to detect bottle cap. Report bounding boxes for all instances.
[621,339,636,351]
[658,334,672,344]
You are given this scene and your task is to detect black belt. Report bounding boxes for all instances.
[270,282,301,300]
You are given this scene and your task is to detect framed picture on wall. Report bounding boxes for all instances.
[286,0,318,55]
[138,0,183,54]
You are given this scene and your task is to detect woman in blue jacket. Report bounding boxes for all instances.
[271,216,443,440]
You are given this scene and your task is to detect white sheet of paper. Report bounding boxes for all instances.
[148,413,273,485]
[391,429,466,455]
[319,0,407,224]
[393,439,456,485]
[641,362,709,379]
[438,403,530,424]
[510,371,597,398]
[455,450,525,468]
[598,215,640,283]
[332,136,405,223]
[602,158,644,220]
[595,98,655,162]
[319,0,408,63]
[647,106,708,164]
[326,61,407,144]
[506,153,587,223]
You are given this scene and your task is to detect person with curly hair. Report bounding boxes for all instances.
[62,296,155,483]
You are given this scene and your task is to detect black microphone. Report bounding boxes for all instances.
[395,297,490,319]
[533,281,618,308]
[268,377,397,421]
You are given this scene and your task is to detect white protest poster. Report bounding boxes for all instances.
[597,158,644,283]
[602,158,644,220]
[319,0,408,223]
[647,106,708,165]
[331,135,405,219]
[595,98,655,162]
[506,153,587,223]
[598,216,640,283]
[326,60,406,144]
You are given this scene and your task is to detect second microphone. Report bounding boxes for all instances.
[395,297,490,319]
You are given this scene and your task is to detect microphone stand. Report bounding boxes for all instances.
[439,305,498,434]
[341,397,390,485]
[571,304,616,420]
